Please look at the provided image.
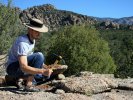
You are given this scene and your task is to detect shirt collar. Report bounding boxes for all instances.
[27,34,34,44]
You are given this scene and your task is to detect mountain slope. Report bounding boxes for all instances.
[19,4,96,31]
[114,16,133,25]
[19,4,133,31]
[95,16,133,25]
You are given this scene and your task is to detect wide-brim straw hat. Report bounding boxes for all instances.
[23,18,48,33]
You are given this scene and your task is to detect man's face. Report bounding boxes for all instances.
[31,29,41,40]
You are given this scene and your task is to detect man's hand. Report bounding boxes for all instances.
[19,56,51,75]
[43,64,61,70]
[42,69,53,77]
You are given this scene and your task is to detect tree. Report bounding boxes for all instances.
[0,0,24,54]
[99,29,133,78]
[41,25,116,76]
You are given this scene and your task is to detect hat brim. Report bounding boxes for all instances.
[23,23,48,33]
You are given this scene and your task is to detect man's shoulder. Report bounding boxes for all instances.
[16,34,29,43]
[18,34,27,40]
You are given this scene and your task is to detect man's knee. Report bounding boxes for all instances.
[36,52,45,62]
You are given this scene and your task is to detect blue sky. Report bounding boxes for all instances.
[2,0,133,18]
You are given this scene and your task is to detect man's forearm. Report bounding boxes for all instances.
[20,65,43,75]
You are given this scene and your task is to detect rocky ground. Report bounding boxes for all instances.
[0,72,133,100]
[1,55,133,100]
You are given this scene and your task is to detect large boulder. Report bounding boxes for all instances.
[53,71,118,95]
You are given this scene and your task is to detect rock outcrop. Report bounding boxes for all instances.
[18,4,133,32]
[18,4,97,31]
[1,71,133,100]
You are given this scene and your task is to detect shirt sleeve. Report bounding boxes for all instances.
[17,42,29,56]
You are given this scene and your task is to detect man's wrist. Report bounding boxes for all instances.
[40,68,46,74]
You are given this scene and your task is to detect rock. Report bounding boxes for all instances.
[54,72,118,95]
[18,4,95,32]
[117,78,133,90]
[0,76,6,86]
[91,92,132,100]
[55,89,65,94]
[103,78,118,88]
[35,84,54,92]
[1,70,133,99]
[58,74,66,80]
[78,71,93,77]
[58,93,93,100]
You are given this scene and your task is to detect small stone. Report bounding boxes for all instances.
[60,80,66,83]
[80,71,93,76]
[58,74,66,80]
[52,80,59,85]
[55,89,65,94]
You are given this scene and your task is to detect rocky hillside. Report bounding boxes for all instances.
[19,4,96,31]
[114,16,133,25]
[18,4,133,31]
[96,16,133,25]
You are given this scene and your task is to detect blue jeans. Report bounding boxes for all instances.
[6,52,45,80]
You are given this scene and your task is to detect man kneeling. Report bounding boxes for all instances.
[6,18,53,92]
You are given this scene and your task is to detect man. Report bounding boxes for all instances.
[6,18,53,92]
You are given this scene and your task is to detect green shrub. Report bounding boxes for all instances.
[43,25,116,76]
[0,0,24,54]
[99,29,133,78]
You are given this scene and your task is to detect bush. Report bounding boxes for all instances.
[99,29,133,78]
[43,25,116,76]
[0,0,24,54]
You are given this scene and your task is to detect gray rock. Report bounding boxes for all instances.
[58,74,66,80]
[18,4,96,32]
[55,89,65,94]
[55,75,118,94]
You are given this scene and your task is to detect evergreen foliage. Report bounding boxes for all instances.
[38,25,116,75]
[0,0,24,54]
[35,32,52,55]
[99,29,133,78]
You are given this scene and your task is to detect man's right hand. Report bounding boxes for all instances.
[42,69,53,77]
